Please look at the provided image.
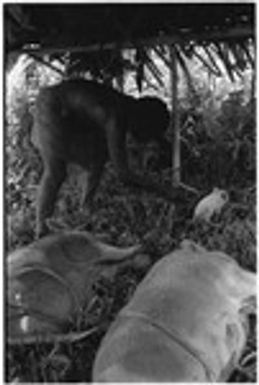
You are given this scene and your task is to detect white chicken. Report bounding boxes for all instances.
[193,187,229,222]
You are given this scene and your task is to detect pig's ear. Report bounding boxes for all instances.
[180,239,206,254]
[240,295,256,316]
[214,252,256,314]
[96,242,142,263]
[234,268,256,314]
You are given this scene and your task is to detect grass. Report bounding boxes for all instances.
[6,159,256,382]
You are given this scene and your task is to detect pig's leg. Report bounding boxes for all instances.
[80,160,105,209]
[36,156,67,238]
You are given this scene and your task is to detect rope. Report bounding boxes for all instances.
[120,309,214,381]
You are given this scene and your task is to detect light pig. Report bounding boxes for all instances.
[93,240,256,382]
[7,231,141,341]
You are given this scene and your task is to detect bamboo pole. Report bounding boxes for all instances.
[170,44,181,186]
[29,53,64,76]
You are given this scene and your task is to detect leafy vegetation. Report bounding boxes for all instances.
[6,54,256,382]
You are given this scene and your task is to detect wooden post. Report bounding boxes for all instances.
[116,66,124,92]
[117,74,124,92]
[170,44,181,186]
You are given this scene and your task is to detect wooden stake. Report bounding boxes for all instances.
[170,44,181,186]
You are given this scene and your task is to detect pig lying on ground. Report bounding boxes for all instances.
[93,240,256,382]
[7,231,142,341]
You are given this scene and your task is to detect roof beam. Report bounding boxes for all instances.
[11,25,253,56]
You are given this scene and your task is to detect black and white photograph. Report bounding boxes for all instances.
[4,2,256,382]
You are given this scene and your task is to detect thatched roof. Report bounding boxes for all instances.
[5,4,255,87]
[5,3,255,53]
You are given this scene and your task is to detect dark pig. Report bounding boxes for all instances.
[31,79,171,237]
